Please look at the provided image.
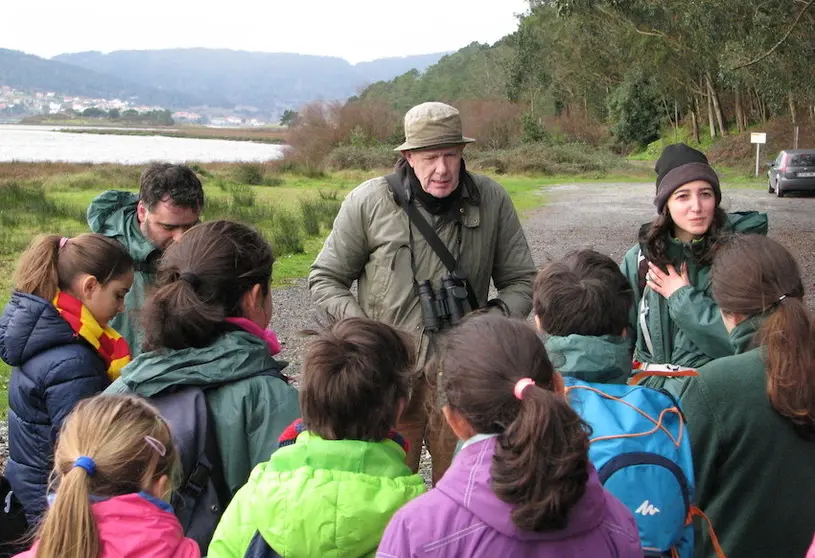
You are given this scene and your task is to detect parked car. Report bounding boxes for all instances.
[767,149,815,197]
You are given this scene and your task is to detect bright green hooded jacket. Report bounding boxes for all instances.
[87,190,157,356]
[545,334,632,385]
[620,211,768,393]
[208,431,427,558]
[104,330,301,494]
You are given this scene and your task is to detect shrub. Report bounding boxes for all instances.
[458,98,524,149]
[299,190,343,236]
[234,163,265,185]
[325,145,399,171]
[269,210,305,254]
[228,184,256,207]
[607,72,662,147]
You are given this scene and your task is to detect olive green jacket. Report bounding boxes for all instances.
[308,172,536,367]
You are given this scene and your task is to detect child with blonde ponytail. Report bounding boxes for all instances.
[15,394,200,558]
[0,233,134,524]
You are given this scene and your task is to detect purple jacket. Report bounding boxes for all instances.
[377,437,642,558]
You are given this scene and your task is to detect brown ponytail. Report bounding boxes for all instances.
[711,234,815,437]
[13,234,133,302]
[34,395,178,558]
[439,314,591,531]
[142,220,274,351]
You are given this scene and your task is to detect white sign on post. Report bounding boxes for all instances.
[751,132,767,177]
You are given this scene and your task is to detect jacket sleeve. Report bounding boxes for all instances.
[308,187,370,320]
[208,483,258,558]
[376,509,416,558]
[679,375,722,509]
[619,245,642,352]
[490,190,536,318]
[44,356,109,431]
[214,377,301,495]
[667,285,733,359]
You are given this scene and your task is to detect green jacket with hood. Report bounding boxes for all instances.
[620,211,768,391]
[208,432,427,558]
[104,330,301,494]
[87,190,157,356]
[308,171,536,368]
[679,316,815,558]
[545,334,632,385]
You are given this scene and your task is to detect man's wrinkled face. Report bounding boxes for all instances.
[403,146,465,198]
[137,198,201,250]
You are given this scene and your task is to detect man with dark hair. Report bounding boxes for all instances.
[309,102,536,483]
[533,249,634,385]
[88,163,204,355]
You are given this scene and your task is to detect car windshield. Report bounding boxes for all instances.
[789,154,815,166]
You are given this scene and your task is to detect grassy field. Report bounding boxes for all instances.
[0,160,769,417]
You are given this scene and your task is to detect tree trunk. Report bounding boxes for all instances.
[706,72,727,136]
[735,86,745,132]
[691,96,700,144]
[789,91,796,124]
[706,87,717,139]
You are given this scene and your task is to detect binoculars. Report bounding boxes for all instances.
[418,270,471,332]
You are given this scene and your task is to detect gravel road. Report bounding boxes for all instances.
[2,181,813,481]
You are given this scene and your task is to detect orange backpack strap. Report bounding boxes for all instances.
[629,369,699,386]
[688,506,727,558]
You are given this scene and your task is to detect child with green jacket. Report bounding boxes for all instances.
[208,317,427,558]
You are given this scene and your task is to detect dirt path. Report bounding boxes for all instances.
[2,181,813,473]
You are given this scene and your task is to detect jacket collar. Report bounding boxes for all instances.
[545,334,631,384]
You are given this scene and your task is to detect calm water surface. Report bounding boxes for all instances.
[0,125,285,163]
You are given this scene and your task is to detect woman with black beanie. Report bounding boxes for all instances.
[620,143,767,395]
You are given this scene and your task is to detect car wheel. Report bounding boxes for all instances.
[768,178,774,193]
[776,180,785,198]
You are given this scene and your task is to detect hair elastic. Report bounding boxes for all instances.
[72,456,96,476]
[778,294,787,303]
[178,272,202,290]
[144,436,167,456]
[514,378,536,400]
[59,237,70,249]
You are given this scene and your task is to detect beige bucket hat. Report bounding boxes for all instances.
[394,102,476,152]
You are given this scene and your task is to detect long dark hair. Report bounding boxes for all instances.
[142,220,274,351]
[643,207,728,266]
[438,314,590,531]
[712,234,815,438]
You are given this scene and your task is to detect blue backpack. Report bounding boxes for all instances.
[565,376,700,557]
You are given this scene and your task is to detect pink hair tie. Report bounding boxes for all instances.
[514,378,536,400]
[59,237,70,249]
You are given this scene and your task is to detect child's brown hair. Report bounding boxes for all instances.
[34,395,178,558]
[533,249,633,337]
[439,314,591,532]
[299,317,415,441]
[13,233,133,302]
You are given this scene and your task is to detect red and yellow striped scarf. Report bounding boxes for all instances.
[52,290,131,381]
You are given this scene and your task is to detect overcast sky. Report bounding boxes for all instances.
[4,0,530,63]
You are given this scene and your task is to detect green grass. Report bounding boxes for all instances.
[0,162,648,417]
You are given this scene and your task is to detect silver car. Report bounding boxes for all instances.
[767,149,815,197]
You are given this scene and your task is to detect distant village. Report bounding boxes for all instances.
[0,86,273,127]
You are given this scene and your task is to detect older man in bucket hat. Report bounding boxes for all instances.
[309,102,536,483]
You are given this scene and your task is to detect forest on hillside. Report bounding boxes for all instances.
[285,0,815,171]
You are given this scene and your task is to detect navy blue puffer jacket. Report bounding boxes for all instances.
[0,292,110,523]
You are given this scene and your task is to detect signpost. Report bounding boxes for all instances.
[751,132,767,177]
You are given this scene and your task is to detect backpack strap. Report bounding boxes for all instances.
[384,172,480,312]
[688,506,727,558]
[629,368,699,386]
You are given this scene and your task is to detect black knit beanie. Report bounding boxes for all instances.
[654,143,721,213]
